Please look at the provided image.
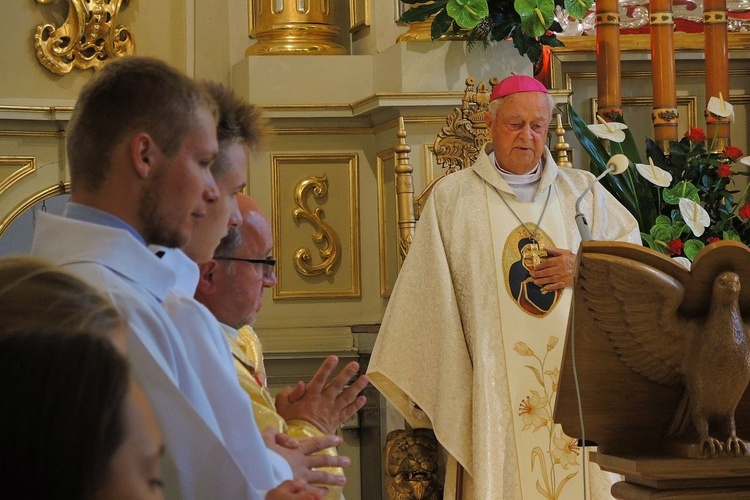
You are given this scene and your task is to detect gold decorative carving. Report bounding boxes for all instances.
[590,95,698,129]
[292,175,341,277]
[247,0,346,55]
[0,157,36,196]
[385,428,442,500]
[271,154,359,299]
[0,182,70,237]
[34,0,135,76]
[551,114,573,168]
[394,118,415,266]
[433,77,498,175]
[377,148,397,297]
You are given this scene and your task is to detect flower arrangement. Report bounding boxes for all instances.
[399,0,593,66]
[569,101,750,268]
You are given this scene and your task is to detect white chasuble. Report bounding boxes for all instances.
[487,184,588,499]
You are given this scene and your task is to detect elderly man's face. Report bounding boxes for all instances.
[487,92,552,175]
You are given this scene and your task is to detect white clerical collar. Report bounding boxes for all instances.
[489,151,543,202]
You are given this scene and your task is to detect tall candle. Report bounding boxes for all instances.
[650,0,679,147]
[704,0,730,151]
[595,0,622,122]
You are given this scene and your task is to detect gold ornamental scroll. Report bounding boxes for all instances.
[704,0,730,151]
[595,0,622,122]
[650,0,679,148]
[247,0,346,55]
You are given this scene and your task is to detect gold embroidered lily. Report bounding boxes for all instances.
[551,430,579,469]
[635,157,672,188]
[679,198,710,237]
[587,117,628,143]
[518,390,550,431]
[707,94,735,123]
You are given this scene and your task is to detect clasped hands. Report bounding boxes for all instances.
[264,355,369,497]
[530,247,576,292]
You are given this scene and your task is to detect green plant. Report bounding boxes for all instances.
[399,0,593,66]
[569,104,750,265]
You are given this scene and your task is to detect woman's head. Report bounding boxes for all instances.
[0,256,164,499]
[0,256,125,350]
[0,328,130,499]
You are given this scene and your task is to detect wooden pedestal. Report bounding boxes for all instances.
[593,452,750,499]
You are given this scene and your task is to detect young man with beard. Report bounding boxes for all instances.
[31,57,319,499]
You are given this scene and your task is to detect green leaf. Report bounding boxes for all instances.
[446,0,489,29]
[663,180,700,205]
[431,8,454,38]
[684,239,705,261]
[515,0,556,37]
[724,230,741,241]
[650,224,672,243]
[400,1,448,23]
[564,0,593,20]
[641,233,657,250]
[655,215,671,226]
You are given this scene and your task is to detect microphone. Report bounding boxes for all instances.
[575,154,629,242]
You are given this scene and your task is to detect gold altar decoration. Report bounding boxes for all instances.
[34,0,135,75]
[292,174,342,277]
[246,0,346,55]
[394,118,415,264]
[385,428,442,500]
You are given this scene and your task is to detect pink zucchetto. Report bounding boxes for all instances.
[490,74,548,101]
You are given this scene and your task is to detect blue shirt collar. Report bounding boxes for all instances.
[63,202,146,245]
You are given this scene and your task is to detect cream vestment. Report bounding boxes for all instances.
[368,145,641,499]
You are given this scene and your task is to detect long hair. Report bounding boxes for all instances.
[0,329,130,499]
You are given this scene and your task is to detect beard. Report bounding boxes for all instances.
[138,169,187,248]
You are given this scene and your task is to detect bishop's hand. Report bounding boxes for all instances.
[531,247,575,291]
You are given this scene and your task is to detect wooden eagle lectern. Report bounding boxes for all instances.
[555,240,750,499]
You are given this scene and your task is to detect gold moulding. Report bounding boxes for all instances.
[291,175,342,277]
[247,24,346,55]
[34,0,135,75]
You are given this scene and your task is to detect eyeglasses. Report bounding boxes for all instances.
[215,256,276,278]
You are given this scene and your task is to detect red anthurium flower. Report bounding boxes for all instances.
[707,236,721,244]
[740,204,750,220]
[724,145,744,161]
[684,127,707,143]
[667,238,684,256]
[718,164,733,177]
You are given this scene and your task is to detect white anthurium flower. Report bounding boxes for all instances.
[739,156,750,167]
[673,256,692,271]
[679,198,710,237]
[707,94,735,123]
[635,157,672,187]
[587,117,628,143]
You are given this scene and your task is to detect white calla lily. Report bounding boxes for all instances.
[740,156,750,167]
[635,157,672,187]
[678,198,710,237]
[672,256,692,271]
[707,94,735,123]
[587,117,628,143]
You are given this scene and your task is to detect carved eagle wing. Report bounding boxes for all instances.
[578,255,692,386]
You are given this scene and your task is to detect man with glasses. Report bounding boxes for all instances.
[195,193,369,500]
[157,82,349,496]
